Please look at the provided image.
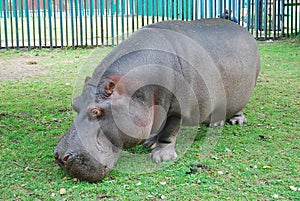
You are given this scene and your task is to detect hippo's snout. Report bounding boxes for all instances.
[54,147,111,182]
[54,124,114,182]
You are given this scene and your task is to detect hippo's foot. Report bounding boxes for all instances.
[227,111,247,125]
[209,120,225,128]
[150,143,177,163]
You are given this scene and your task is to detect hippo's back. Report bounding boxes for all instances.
[93,19,260,123]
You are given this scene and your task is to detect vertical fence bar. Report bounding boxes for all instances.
[25,0,31,48]
[79,0,83,46]
[48,0,53,48]
[131,0,134,32]
[209,0,212,18]
[121,0,124,40]
[238,0,241,25]
[14,0,19,49]
[268,0,271,38]
[32,0,36,47]
[151,0,154,22]
[116,0,119,44]
[90,0,93,46]
[195,0,198,19]
[70,0,74,47]
[95,0,98,46]
[290,0,293,36]
[84,0,87,46]
[43,0,47,46]
[53,0,57,47]
[38,0,42,48]
[182,0,184,20]
[105,0,108,45]
[290,0,292,36]
[21,0,25,47]
[0,16,1,49]
[295,0,298,36]
[204,0,207,18]
[171,0,174,19]
[281,0,284,37]
[166,0,169,20]
[176,0,178,19]
[136,0,139,28]
[75,0,78,46]
[156,0,158,22]
[273,0,276,39]
[142,0,145,25]
[186,0,188,20]
[0,11,1,48]
[162,0,164,21]
[9,0,13,47]
[59,0,63,47]
[286,0,289,37]
[111,0,114,45]
[262,0,268,40]
[99,0,103,45]
[276,0,279,38]
[65,0,69,46]
[146,0,149,24]
[126,0,129,37]
[251,0,254,34]
[3,0,8,49]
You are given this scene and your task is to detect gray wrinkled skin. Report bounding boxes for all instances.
[54,19,260,182]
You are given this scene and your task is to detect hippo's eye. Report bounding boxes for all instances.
[87,107,102,120]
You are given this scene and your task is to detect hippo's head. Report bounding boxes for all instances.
[54,76,152,182]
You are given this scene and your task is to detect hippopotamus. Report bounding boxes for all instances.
[54,18,260,182]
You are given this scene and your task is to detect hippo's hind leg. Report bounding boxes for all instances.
[150,116,180,163]
[227,111,247,125]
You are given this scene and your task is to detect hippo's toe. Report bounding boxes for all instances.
[150,142,177,163]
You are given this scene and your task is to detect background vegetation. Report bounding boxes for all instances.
[0,39,299,200]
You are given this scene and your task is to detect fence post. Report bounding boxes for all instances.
[25,0,31,48]
[14,0,20,49]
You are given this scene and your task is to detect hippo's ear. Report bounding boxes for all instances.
[105,81,116,97]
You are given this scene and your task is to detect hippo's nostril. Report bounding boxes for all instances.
[63,154,72,162]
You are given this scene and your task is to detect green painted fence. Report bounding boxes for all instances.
[0,0,299,49]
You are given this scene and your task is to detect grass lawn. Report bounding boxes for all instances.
[0,39,299,200]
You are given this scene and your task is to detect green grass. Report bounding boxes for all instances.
[0,40,299,200]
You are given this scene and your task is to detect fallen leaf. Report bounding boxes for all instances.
[225,147,232,153]
[290,186,298,191]
[96,194,114,199]
[136,181,142,186]
[60,188,66,195]
[160,181,167,185]
[217,171,224,175]
[211,155,218,160]
[263,165,272,169]
[272,194,279,198]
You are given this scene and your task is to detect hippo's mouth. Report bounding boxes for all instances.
[54,152,110,182]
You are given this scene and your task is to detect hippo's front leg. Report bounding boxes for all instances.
[150,116,181,163]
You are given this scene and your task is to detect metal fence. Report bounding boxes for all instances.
[0,0,299,49]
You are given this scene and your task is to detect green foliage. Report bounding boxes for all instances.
[0,41,299,200]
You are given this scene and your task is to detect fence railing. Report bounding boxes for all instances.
[0,0,299,49]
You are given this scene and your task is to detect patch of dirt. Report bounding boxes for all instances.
[0,55,51,81]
